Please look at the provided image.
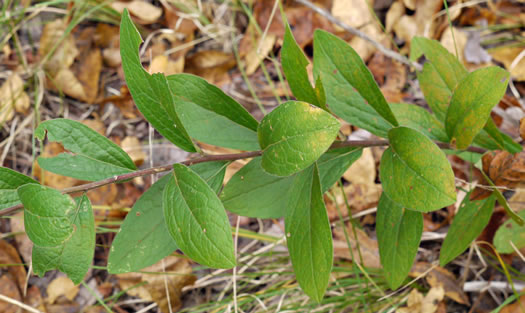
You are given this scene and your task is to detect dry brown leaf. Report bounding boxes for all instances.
[245,34,276,75]
[440,27,468,65]
[491,46,525,81]
[25,285,46,312]
[509,189,525,211]
[386,1,405,33]
[10,212,32,263]
[414,0,442,38]
[488,151,525,189]
[117,256,196,313]
[411,263,470,305]
[46,276,79,304]
[103,48,122,67]
[393,15,418,44]
[74,49,102,103]
[343,148,376,185]
[39,19,78,76]
[121,136,146,166]
[34,142,80,189]
[94,23,120,48]
[82,116,106,136]
[164,3,197,36]
[403,0,416,10]
[149,55,184,76]
[53,68,87,101]
[0,275,22,313]
[112,0,163,24]
[397,287,445,313]
[0,73,30,123]
[0,240,26,293]
[186,50,236,85]
[333,226,381,268]
[332,0,385,61]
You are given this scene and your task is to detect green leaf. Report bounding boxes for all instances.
[18,184,75,247]
[120,10,196,152]
[173,99,259,151]
[221,148,360,218]
[390,102,448,142]
[188,161,228,194]
[380,127,456,212]
[285,165,332,302]
[313,29,398,127]
[443,149,482,164]
[258,101,340,176]
[0,167,38,210]
[411,37,519,153]
[35,119,136,181]
[32,194,95,284]
[445,66,510,149]
[314,70,391,138]
[108,175,177,274]
[411,38,467,134]
[220,157,295,218]
[163,164,235,269]
[482,118,522,153]
[282,23,325,110]
[376,193,422,290]
[108,161,228,274]
[494,210,525,253]
[440,192,495,266]
[317,147,362,193]
[167,74,260,151]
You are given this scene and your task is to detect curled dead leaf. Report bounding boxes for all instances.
[411,262,470,305]
[0,73,30,123]
[47,276,79,304]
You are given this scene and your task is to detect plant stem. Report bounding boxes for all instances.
[0,139,485,217]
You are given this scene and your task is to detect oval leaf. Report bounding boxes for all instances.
[221,148,360,218]
[285,165,333,302]
[313,29,398,127]
[167,74,260,151]
[445,66,510,149]
[258,101,340,176]
[0,167,38,210]
[163,164,235,269]
[220,157,295,218]
[376,193,422,290]
[494,209,525,253]
[282,23,324,109]
[18,184,75,247]
[380,127,456,212]
[109,161,228,274]
[440,192,495,266]
[108,175,177,274]
[410,37,467,121]
[390,102,448,142]
[33,194,95,284]
[35,119,136,181]
[120,9,196,152]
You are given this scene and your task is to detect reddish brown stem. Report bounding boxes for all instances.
[0,140,485,216]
